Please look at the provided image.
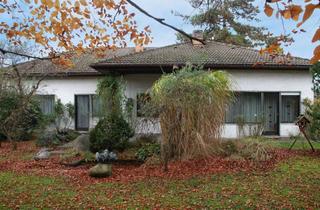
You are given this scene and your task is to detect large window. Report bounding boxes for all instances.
[281,95,300,123]
[37,95,55,115]
[226,92,262,123]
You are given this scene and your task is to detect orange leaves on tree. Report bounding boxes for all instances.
[264,0,320,64]
[280,5,303,21]
[312,28,320,43]
[260,42,283,56]
[311,46,320,64]
[297,4,320,27]
[264,4,274,17]
[1,0,152,67]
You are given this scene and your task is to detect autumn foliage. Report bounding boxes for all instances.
[0,0,151,67]
[264,0,320,63]
[0,141,307,185]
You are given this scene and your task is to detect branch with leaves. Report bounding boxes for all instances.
[263,0,320,63]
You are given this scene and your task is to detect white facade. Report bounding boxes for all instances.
[35,69,314,138]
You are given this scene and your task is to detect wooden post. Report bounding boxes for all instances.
[290,115,315,152]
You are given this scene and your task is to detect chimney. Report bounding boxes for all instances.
[192,30,204,46]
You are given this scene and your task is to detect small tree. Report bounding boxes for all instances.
[151,65,233,171]
[311,62,320,97]
[304,98,320,141]
[48,99,75,134]
[0,42,47,150]
[90,76,134,152]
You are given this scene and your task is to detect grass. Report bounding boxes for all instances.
[241,136,320,150]
[0,157,319,208]
[0,140,319,209]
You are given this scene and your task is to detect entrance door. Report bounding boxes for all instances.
[263,93,279,135]
[75,95,90,131]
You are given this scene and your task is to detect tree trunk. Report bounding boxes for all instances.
[8,136,17,151]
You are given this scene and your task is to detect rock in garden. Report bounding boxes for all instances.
[89,163,112,178]
[59,134,90,152]
[34,148,51,161]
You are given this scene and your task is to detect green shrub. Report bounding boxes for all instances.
[36,129,80,147]
[304,98,320,141]
[0,133,6,141]
[0,91,43,141]
[135,143,161,161]
[131,135,159,148]
[219,141,238,157]
[36,131,61,147]
[89,114,134,153]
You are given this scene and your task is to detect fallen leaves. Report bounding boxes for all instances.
[0,141,311,187]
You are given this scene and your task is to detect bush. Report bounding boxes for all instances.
[0,133,6,141]
[150,65,233,163]
[36,129,80,147]
[0,91,43,141]
[131,134,159,148]
[304,98,320,141]
[36,130,61,147]
[219,141,238,157]
[135,143,161,161]
[89,114,134,153]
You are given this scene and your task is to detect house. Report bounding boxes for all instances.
[19,40,313,138]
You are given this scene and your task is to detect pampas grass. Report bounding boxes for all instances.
[150,65,233,170]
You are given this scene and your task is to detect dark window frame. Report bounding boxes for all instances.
[280,94,300,123]
[225,92,263,124]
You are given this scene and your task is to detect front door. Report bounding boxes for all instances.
[263,93,279,135]
[75,95,90,131]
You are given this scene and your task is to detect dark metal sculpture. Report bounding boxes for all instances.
[289,115,315,152]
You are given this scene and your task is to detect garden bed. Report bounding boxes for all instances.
[1,141,318,186]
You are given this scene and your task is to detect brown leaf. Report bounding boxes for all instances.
[264,4,274,17]
[79,0,87,6]
[312,28,320,43]
[297,4,319,27]
[290,5,303,21]
[311,45,320,64]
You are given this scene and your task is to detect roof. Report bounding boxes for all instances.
[10,48,136,77]
[92,41,311,74]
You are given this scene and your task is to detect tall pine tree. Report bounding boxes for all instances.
[177,0,271,47]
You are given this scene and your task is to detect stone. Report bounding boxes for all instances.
[59,134,90,152]
[89,163,112,178]
[34,148,51,161]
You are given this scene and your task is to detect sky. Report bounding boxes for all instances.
[128,0,319,59]
[0,0,318,60]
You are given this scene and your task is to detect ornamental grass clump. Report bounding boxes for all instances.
[150,65,233,169]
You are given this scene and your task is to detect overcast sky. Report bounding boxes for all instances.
[129,0,319,59]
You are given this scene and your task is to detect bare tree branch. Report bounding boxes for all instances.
[126,0,206,45]
[0,47,54,61]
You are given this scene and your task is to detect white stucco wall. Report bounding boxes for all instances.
[224,70,313,138]
[35,76,101,129]
[33,70,313,137]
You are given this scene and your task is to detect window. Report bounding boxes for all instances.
[91,95,102,118]
[37,95,55,115]
[226,92,262,123]
[281,95,300,123]
[137,93,151,117]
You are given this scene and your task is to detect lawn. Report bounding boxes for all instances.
[0,140,319,209]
